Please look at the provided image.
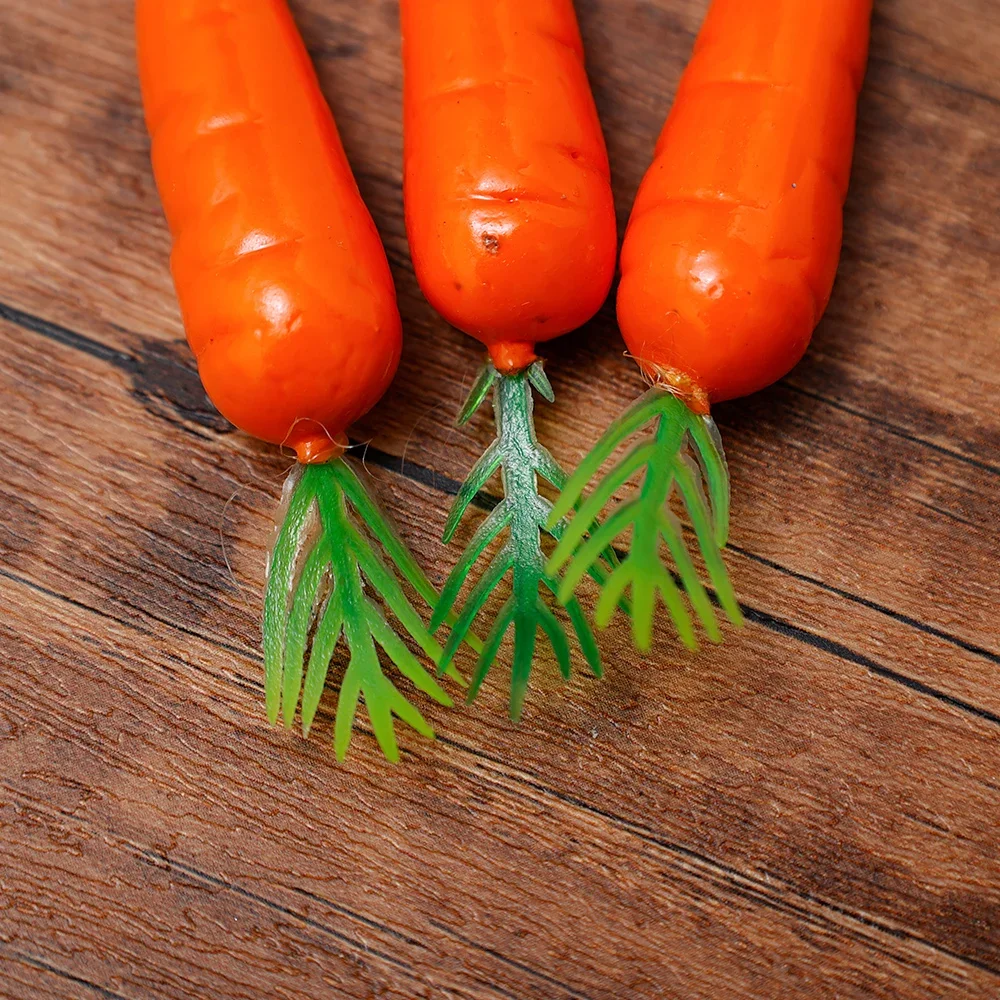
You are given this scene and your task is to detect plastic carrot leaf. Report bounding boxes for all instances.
[263,459,460,762]
[548,389,743,653]
[434,361,615,720]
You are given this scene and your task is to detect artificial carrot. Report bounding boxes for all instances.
[136,0,460,760]
[401,0,618,718]
[551,0,874,650]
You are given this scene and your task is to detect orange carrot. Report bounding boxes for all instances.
[137,0,458,760]
[552,0,873,653]
[400,0,619,718]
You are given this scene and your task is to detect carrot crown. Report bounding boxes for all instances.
[263,458,464,761]
[432,361,622,720]
[548,389,743,652]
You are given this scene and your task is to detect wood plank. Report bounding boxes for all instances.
[1,317,999,990]
[0,0,996,674]
[0,0,997,461]
[2,0,999,995]
[2,577,996,999]
[0,953,113,1000]
[1,794,423,1000]
[3,296,995,723]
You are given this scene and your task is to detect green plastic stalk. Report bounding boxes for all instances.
[262,458,461,762]
[548,388,744,652]
[434,361,616,720]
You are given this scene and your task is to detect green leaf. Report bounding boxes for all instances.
[659,510,721,643]
[537,600,571,681]
[673,457,743,627]
[561,595,602,678]
[547,440,655,574]
[431,501,510,631]
[555,499,637,600]
[468,599,514,702]
[301,591,344,735]
[443,442,502,544]
[526,360,555,402]
[367,603,451,707]
[548,389,680,526]
[457,364,499,425]
[282,537,332,727]
[438,547,514,671]
[262,470,317,723]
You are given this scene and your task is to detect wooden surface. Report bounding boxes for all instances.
[1,0,998,997]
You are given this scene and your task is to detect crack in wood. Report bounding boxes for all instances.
[0,945,137,1000]
[2,569,998,984]
[0,301,997,722]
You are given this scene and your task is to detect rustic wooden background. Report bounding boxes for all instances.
[1,0,998,997]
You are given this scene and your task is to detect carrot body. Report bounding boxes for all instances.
[401,0,617,373]
[618,0,872,408]
[136,0,401,463]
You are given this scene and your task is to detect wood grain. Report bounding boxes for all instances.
[1,0,998,997]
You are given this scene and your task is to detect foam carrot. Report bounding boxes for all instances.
[400,0,618,718]
[136,0,461,760]
[551,0,874,650]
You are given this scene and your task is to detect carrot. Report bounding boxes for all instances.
[401,0,618,719]
[136,0,461,761]
[550,0,873,650]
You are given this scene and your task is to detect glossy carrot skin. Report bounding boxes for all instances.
[136,0,401,463]
[618,0,872,408]
[401,0,617,373]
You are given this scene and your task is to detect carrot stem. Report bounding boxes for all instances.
[547,389,743,652]
[435,361,616,720]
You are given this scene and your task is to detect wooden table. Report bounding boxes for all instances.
[1,1,997,997]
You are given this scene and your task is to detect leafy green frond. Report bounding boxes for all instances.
[672,453,742,625]
[443,441,502,543]
[366,603,451,704]
[526,362,555,402]
[536,600,572,680]
[533,443,568,492]
[262,458,459,761]
[468,598,515,702]
[548,440,655,574]
[458,363,499,425]
[282,536,332,727]
[435,360,610,718]
[335,459,437,610]
[301,591,343,735]
[560,594,602,677]
[595,562,634,630]
[509,607,540,722]
[658,510,721,644]
[555,499,638,599]
[263,469,317,722]
[549,388,742,651]
[439,547,514,670]
[548,390,683,526]
[431,501,510,631]
[686,416,731,546]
